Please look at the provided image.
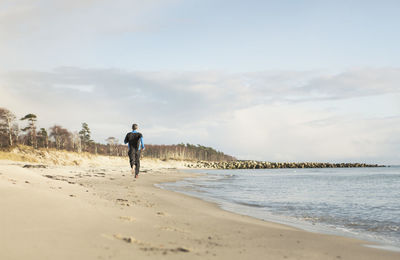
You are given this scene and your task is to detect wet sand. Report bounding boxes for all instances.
[1,159,399,260]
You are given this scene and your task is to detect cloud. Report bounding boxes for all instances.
[213,104,400,164]
[0,0,178,37]
[299,68,400,100]
[0,67,399,164]
[0,0,182,69]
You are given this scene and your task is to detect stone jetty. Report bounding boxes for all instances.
[185,160,384,169]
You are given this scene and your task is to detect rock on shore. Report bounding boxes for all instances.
[185,160,384,169]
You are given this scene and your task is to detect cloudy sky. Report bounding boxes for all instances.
[1,0,399,164]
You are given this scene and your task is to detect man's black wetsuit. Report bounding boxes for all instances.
[124,130,144,176]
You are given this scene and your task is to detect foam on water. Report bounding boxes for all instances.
[158,166,400,250]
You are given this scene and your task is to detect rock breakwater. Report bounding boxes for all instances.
[186,161,384,169]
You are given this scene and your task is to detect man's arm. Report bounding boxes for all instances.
[140,135,145,150]
[124,133,129,144]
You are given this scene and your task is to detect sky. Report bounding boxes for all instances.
[1,0,399,164]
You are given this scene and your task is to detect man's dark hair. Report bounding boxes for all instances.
[132,124,138,130]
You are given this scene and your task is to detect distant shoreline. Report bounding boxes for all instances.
[187,160,385,169]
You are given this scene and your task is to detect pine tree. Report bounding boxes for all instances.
[37,128,49,148]
[20,113,37,148]
[79,122,92,151]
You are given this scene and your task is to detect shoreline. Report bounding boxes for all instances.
[159,168,400,252]
[1,160,399,259]
[155,169,400,252]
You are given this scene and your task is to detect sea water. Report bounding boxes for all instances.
[158,166,400,249]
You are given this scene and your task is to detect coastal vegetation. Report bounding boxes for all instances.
[0,107,234,162]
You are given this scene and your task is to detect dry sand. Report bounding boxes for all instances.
[1,158,399,260]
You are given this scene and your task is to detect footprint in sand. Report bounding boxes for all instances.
[113,234,190,254]
[113,234,146,245]
[144,202,155,208]
[156,211,169,217]
[116,198,131,206]
[156,226,188,233]
[118,216,136,222]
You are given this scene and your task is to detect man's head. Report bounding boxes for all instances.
[132,124,138,130]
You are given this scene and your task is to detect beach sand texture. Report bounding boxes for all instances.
[1,158,399,260]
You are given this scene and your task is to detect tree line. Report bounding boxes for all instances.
[0,107,235,162]
[144,143,235,161]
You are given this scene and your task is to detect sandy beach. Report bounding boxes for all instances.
[1,158,399,260]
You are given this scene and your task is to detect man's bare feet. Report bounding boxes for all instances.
[135,173,139,179]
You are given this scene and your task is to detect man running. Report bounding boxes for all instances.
[124,123,145,178]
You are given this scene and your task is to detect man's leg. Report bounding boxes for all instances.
[134,150,141,177]
[128,149,136,174]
